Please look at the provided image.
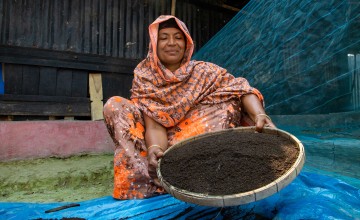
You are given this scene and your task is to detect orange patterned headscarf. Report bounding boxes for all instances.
[131,15,263,127]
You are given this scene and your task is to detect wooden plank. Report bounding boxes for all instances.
[98,0,105,55]
[74,0,82,52]
[148,0,154,32]
[7,0,18,45]
[139,0,145,57]
[123,73,133,98]
[84,0,91,53]
[4,64,23,94]
[112,0,119,57]
[89,73,103,120]
[0,63,4,95]
[0,94,89,103]
[21,0,29,45]
[125,0,132,58]
[132,1,139,58]
[189,3,195,46]
[0,63,5,82]
[52,0,61,50]
[196,5,201,48]
[205,7,210,42]
[33,0,42,47]
[102,72,132,101]
[91,0,99,54]
[22,65,39,95]
[71,70,88,97]
[143,0,149,57]
[49,116,57,120]
[41,0,50,49]
[160,0,166,14]
[0,100,90,116]
[48,0,55,48]
[0,45,139,73]
[105,0,113,56]
[39,67,57,96]
[0,1,3,44]
[155,0,160,17]
[119,0,126,57]
[78,0,84,53]
[66,0,77,52]
[0,116,13,121]
[56,69,72,96]
[61,0,68,51]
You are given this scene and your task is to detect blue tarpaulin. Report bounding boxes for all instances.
[3,116,360,219]
[1,171,359,219]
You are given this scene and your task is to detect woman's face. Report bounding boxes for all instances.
[157,27,186,71]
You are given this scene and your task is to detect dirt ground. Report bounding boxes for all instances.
[0,154,114,203]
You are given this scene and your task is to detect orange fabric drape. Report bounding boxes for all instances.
[131,15,263,128]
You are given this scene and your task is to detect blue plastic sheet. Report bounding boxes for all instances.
[3,117,359,219]
[1,171,359,219]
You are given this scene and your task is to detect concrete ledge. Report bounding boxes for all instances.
[0,120,114,161]
[2,111,359,162]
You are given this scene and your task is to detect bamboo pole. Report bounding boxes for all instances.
[171,0,176,16]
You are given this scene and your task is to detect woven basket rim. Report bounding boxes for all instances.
[157,126,305,207]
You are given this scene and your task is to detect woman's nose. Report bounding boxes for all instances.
[168,37,176,45]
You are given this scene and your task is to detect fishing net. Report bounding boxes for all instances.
[193,0,360,218]
[194,0,360,115]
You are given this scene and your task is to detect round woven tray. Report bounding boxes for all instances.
[157,126,305,207]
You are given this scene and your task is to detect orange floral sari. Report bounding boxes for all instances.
[103,15,263,200]
[131,15,263,128]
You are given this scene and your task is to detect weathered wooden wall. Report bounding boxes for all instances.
[0,0,235,58]
[1,64,90,117]
[0,0,237,119]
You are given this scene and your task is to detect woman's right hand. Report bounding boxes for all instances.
[143,113,168,186]
[147,145,164,186]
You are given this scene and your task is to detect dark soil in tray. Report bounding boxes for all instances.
[160,130,299,195]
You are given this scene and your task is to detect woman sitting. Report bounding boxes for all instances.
[103,15,275,200]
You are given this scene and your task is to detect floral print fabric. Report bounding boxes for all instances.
[131,15,264,128]
[103,96,251,199]
[103,15,264,200]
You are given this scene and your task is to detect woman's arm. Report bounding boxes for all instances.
[143,113,168,185]
[241,94,276,132]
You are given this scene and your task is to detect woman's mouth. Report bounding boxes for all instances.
[165,50,178,55]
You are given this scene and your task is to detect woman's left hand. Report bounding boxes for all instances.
[254,114,276,132]
[240,94,276,132]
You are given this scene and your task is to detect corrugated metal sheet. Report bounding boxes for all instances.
[176,1,235,51]
[0,0,235,59]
